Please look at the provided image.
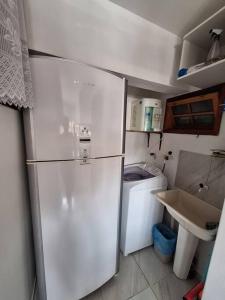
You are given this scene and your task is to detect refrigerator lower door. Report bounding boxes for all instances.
[28,156,122,300]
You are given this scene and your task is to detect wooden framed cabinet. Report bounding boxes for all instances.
[163,84,225,135]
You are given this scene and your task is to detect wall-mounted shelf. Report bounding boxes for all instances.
[178,6,225,88]
[126,130,163,150]
[126,130,162,133]
[178,58,225,89]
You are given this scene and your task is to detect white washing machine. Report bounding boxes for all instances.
[120,163,167,256]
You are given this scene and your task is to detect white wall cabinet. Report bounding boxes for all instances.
[24,0,189,94]
[177,6,225,88]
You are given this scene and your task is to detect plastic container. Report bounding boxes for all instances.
[129,99,140,130]
[152,223,177,263]
[183,282,204,300]
[128,98,162,131]
[143,106,153,131]
[139,98,162,131]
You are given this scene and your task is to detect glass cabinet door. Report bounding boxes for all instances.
[193,115,214,129]
[172,104,189,115]
[174,116,192,129]
[190,99,213,113]
[163,90,222,135]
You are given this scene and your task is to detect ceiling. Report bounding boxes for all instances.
[110,0,225,37]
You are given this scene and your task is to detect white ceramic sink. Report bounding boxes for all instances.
[156,189,221,241]
[156,189,221,279]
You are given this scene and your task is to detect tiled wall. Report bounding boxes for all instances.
[175,151,225,210]
[175,150,225,278]
[148,114,225,188]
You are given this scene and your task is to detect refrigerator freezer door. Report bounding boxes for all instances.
[24,57,125,161]
[28,156,122,300]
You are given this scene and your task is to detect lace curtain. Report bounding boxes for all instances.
[0,0,33,108]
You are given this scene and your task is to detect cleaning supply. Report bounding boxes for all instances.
[207,28,223,63]
[187,62,206,74]
[152,105,162,131]
[129,99,141,130]
[205,221,219,230]
[183,282,204,300]
[178,68,188,77]
[198,289,203,299]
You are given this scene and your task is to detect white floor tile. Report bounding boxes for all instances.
[82,288,103,300]
[152,273,198,300]
[134,247,173,286]
[100,254,149,300]
[43,246,198,300]
[129,287,157,300]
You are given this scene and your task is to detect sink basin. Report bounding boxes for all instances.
[156,189,221,241]
[156,189,221,279]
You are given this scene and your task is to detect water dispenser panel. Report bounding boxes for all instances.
[76,125,91,159]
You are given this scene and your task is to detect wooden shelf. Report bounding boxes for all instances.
[163,128,218,135]
[126,130,163,150]
[177,58,225,88]
[173,112,214,117]
[126,130,162,133]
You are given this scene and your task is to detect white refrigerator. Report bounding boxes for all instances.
[23,56,126,300]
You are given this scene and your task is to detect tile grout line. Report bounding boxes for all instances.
[152,269,174,285]
[132,253,150,286]
[125,254,151,300]
[99,255,150,300]
[95,251,173,300]
[134,250,174,284]
[131,253,159,300]
[132,251,175,300]
[126,287,152,300]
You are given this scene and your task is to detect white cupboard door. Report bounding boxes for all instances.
[29,156,122,300]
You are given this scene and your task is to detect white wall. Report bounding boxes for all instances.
[203,202,225,300]
[148,114,225,187]
[24,0,181,88]
[0,105,35,300]
[125,132,149,165]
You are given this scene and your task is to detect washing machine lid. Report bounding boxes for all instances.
[123,166,155,182]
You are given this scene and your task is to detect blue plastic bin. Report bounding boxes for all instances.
[152,223,177,263]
